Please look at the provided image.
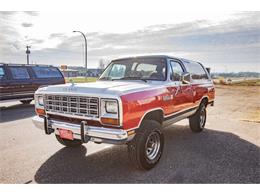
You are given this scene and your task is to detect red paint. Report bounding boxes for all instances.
[121,82,214,130]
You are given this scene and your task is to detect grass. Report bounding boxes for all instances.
[65,77,97,83]
[213,78,260,86]
[231,79,260,86]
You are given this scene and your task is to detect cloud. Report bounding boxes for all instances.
[54,12,260,68]
[27,38,44,44]
[0,11,259,72]
[49,33,67,39]
[23,11,39,16]
[0,11,16,17]
[21,22,33,27]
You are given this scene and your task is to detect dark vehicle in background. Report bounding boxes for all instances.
[0,64,65,104]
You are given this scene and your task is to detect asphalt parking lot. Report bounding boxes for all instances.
[0,86,259,183]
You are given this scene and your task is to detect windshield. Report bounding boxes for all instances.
[99,58,167,81]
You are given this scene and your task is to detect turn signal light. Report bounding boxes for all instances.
[101,117,119,126]
[36,108,46,116]
[127,129,135,136]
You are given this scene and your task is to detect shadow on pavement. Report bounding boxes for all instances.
[34,125,260,184]
[0,103,35,123]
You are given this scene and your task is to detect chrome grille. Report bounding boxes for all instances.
[44,95,99,118]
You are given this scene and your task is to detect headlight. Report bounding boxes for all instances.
[101,99,118,114]
[100,99,119,126]
[35,95,45,116]
[38,96,44,106]
[35,95,44,107]
[105,100,118,114]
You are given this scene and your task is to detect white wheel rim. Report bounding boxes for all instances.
[200,107,206,128]
[145,131,161,161]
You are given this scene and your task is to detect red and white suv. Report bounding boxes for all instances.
[33,55,215,170]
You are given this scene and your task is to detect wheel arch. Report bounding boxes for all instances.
[139,108,164,127]
[200,96,209,107]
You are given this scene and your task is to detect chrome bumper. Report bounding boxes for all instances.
[32,116,134,144]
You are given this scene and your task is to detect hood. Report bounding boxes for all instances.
[36,80,163,97]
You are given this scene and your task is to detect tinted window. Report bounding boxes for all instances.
[170,61,184,81]
[10,67,30,79]
[184,62,208,80]
[32,67,62,78]
[0,67,5,79]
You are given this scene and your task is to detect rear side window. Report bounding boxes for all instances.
[0,67,5,79]
[32,67,62,78]
[10,67,30,79]
[184,62,208,80]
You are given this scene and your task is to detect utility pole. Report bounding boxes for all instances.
[26,45,31,65]
[73,31,87,79]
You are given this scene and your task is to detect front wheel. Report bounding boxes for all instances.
[127,120,164,170]
[189,102,207,132]
[55,134,83,147]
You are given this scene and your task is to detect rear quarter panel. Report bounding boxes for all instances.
[192,81,215,105]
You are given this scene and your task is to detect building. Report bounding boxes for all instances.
[60,65,104,77]
[86,68,103,77]
[60,68,79,77]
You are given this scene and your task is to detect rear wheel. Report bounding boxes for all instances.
[55,134,83,147]
[127,120,164,170]
[189,102,207,132]
[20,99,32,104]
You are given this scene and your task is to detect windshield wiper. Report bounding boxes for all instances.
[113,76,147,82]
[99,76,112,81]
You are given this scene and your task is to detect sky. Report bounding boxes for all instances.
[0,11,259,72]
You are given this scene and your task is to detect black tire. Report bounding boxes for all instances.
[55,134,83,147]
[189,101,207,133]
[20,99,32,104]
[127,120,164,170]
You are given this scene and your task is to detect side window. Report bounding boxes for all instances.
[10,67,30,79]
[0,67,5,79]
[170,61,184,81]
[184,62,209,80]
[32,67,62,78]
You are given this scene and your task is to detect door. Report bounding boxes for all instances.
[183,62,211,105]
[167,60,194,114]
[7,66,35,100]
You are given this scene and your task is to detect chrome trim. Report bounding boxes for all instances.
[32,116,130,143]
[164,105,198,118]
[35,91,123,127]
[100,98,120,127]
[44,94,99,118]
[44,111,100,121]
[32,115,45,130]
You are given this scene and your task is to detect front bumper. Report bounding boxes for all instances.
[32,115,134,144]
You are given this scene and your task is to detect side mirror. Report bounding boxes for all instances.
[181,72,191,84]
